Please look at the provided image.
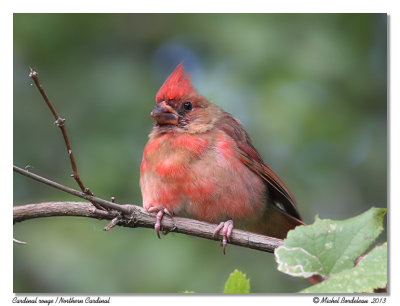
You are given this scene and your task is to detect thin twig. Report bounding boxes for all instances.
[104,215,121,231]
[13,238,27,245]
[13,165,131,215]
[13,201,283,253]
[28,68,102,209]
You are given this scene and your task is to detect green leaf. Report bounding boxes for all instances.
[301,243,387,293]
[275,207,386,279]
[223,269,250,293]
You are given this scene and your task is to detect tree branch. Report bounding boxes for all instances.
[13,165,130,214]
[13,201,283,253]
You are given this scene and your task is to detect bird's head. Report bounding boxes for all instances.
[151,63,221,134]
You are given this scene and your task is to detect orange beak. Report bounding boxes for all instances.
[150,101,179,125]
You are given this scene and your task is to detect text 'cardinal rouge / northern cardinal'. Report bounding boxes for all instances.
[140,63,304,253]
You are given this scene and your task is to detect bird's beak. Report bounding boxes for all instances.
[150,101,179,125]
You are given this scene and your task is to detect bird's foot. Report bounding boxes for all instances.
[213,220,234,254]
[147,207,173,239]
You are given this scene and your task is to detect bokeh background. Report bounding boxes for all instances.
[13,13,387,293]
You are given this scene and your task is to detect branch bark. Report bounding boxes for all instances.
[13,201,283,253]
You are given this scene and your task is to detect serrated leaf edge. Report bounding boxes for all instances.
[328,208,386,274]
[223,269,250,294]
[300,242,387,294]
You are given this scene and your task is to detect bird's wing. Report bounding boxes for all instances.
[217,112,302,221]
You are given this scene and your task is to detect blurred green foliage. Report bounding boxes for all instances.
[13,13,387,293]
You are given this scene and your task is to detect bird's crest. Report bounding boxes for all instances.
[156,63,197,103]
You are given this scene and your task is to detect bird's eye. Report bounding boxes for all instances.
[183,101,192,111]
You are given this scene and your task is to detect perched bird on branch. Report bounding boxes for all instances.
[140,63,304,253]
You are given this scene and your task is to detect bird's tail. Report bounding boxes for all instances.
[261,204,305,239]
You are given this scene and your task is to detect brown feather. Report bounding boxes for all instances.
[217,112,302,223]
[262,204,305,239]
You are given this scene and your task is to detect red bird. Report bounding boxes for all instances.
[140,63,304,252]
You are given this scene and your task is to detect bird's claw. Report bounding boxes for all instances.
[213,220,234,254]
[148,207,173,239]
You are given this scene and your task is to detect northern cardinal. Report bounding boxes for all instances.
[140,63,304,252]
